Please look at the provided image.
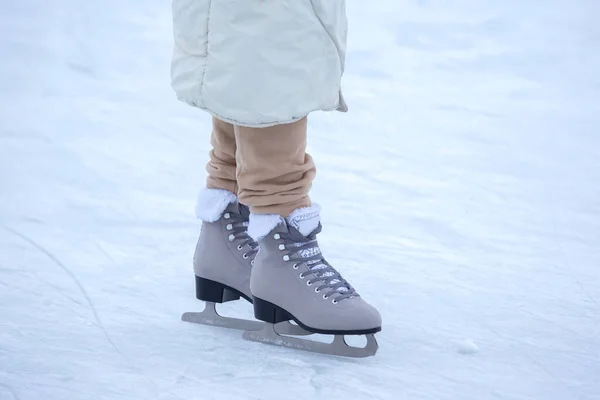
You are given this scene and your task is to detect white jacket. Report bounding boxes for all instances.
[171,0,348,127]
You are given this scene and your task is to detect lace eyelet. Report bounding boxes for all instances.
[332,299,338,304]
[223,213,230,219]
[278,244,285,251]
[315,288,320,293]
[322,294,328,300]
[292,264,298,270]
[306,281,312,286]
[273,233,281,240]
[228,234,235,241]
[282,255,290,261]
[226,224,233,231]
[299,274,305,280]
[237,245,243,250]
[242,253,248,259]
[251,260,255,266]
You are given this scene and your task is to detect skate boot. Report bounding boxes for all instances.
[243,205,382,358]
[180,188,261,330]
[182,188,311,335]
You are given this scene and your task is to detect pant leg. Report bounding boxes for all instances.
[234,117,316,217]
[206,117,238,194]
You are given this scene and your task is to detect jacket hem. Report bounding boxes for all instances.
[176,95,345,128]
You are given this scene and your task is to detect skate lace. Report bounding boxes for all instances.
[226,205,259,260]
[278,224,358,302]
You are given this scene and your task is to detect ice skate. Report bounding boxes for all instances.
[182,189,310,335]
[243,205,382,358]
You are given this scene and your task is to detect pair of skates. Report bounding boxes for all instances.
[182,194,381,358]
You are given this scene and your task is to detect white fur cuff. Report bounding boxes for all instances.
[195,188,237,222]
[248,213,284,241]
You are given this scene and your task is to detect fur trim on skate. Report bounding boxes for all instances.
[248,213,284,241]
[286,204,321,236]
[195,188,237,222]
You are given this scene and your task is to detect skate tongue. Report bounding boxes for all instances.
[286,205,321,237]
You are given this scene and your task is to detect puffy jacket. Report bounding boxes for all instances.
[171,0,348,127]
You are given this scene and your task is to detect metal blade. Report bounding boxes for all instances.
[242,324,379,358]
[182,302,264,331]
[182,302,314,335]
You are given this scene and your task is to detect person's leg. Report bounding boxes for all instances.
[206,117,238,194]
[234,117,381,350]
[187,117,257,330]
[234,117,315,217]
[195,116,240,227]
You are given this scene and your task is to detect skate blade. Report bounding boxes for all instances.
[182,302,264,331]
[242,324,379,358]
[181,302,312,335]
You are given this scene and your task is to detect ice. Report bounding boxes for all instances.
[1,0,599,399]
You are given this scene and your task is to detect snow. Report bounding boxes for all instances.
[456,339,480,356]
[1,0,599,399]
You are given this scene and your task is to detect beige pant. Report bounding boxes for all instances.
[206,117,316,217]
